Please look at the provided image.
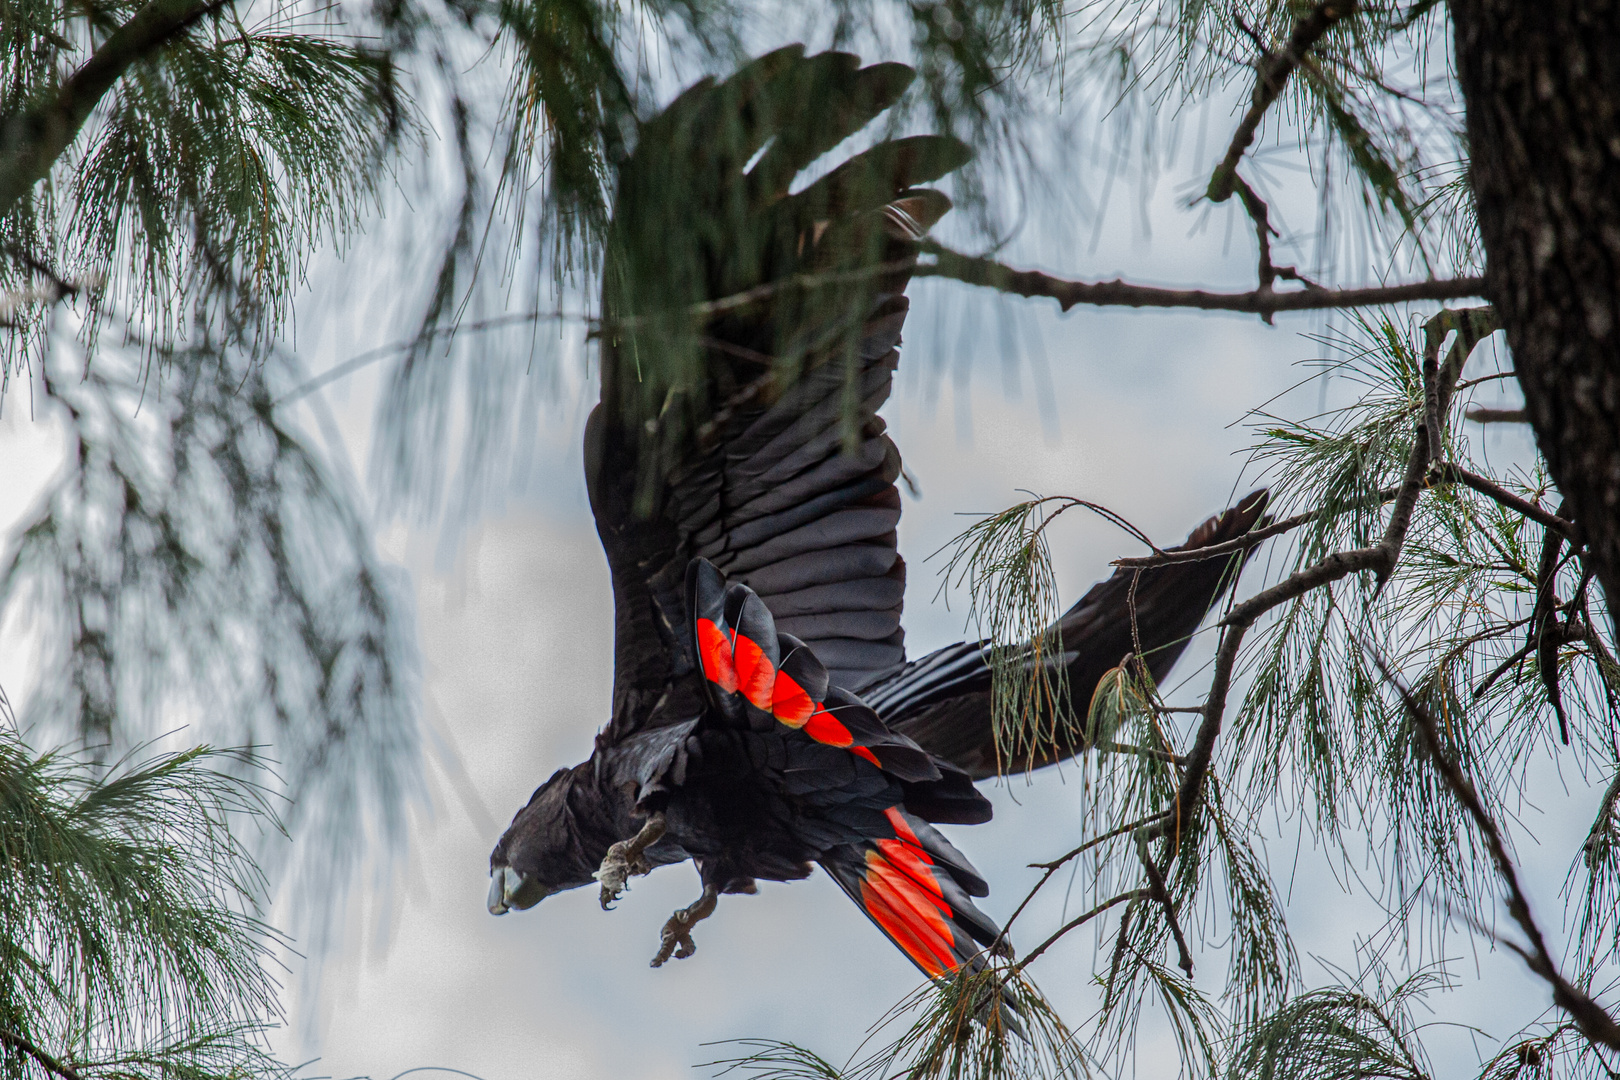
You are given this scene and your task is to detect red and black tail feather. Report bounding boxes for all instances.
[820,806,1004,980]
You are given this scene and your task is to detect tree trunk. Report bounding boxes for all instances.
[1451,0,1620,627]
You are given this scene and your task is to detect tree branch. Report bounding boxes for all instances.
[1137,833,1194,976]
[1373,654,1620,1054]
[1112,484,1404,569]
[1011,889,1150,975]
[1029,810,1171,872]
[0,0,234,215]
[1207,0,1360,203]
[1437,463,1580,541]
[0,1029,85,1080]
[1147,308,1494,850]
[918,246,1484,319]
[1465,407,1527,423]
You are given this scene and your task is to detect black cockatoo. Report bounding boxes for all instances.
[486,47,1268,982]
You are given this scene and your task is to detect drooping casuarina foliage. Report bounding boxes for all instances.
[0,733,286,1080]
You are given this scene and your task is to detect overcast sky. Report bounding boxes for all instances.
[0,35,1589,1080]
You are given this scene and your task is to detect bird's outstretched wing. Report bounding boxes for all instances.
[864,491,1270,777]
[589,47,967,742]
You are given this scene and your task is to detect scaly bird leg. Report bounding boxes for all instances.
[650,882,719,968]
[593,813,667,910]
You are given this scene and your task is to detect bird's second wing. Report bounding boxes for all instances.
[865,491,1270,777]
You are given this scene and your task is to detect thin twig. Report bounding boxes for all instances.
[995,810,1169,956]
[1103,903,1138,1004]
[1011,889,1151,975]
[1113,484,1403,568]
[274,309,586,406]
[1030,810,1173,872]
[1456,370,1517,390]
[1097,741,1188,767]
[1371,651,1620,1054]
[620,259,920,327]
[1439,464,1581,541]
[1472,640,1538,699]
[1138,834,1195,976]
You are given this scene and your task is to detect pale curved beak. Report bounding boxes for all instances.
[487,866,551,915]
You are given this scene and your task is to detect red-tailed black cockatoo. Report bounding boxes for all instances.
[486,47,1268,983]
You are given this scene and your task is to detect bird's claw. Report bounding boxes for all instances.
[652,914,698,967]
[593,813,666,910]
[650,883,719,968]
[594,843,650,909]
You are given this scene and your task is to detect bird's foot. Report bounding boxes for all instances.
[651,883,719,968]
[594,813,667,910]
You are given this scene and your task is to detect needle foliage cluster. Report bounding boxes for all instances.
[0,731,286,1080]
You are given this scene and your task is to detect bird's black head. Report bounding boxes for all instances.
[487,764,605,915]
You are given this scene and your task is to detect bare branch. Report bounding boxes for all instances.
[1097,740,1188,767]
[1011,889,1150,975]
[1466,407,1528,423]
[1439,463,1580,541]
[1030,810,1172,872]
[919,245,1485,319]
[1138,834,1194,976]
[1456,370,1517,390]
[1112,484,1403,569]
[1472,639,1538,699]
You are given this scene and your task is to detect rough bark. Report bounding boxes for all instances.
[1451,0,1620,629]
